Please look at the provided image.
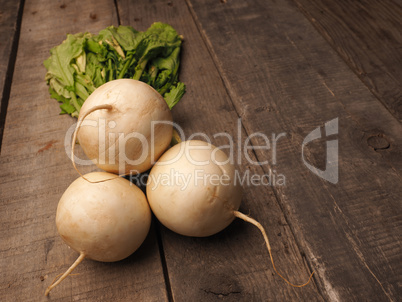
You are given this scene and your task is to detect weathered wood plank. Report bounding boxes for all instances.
[184,0,402,301]
[293,0,402,122]
[0,0,167,301]
[0,0,24,148]
[118,0,323,301]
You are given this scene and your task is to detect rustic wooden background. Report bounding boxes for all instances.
[1,0,401,301]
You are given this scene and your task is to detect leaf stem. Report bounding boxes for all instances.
[117,54,135,79]
[108,59,114,81]
[69,91,81,114]
[132,59,148,80]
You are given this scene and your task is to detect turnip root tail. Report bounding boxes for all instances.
[45,252,86,296]
[71,104,119,183]
[233,211,314,287]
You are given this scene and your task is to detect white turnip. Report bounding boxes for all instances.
[147,140,242,237]
[45,172,151,296]
[146,140,314,287]
[73,79,173,175]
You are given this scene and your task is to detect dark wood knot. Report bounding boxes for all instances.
[367,135,390,151]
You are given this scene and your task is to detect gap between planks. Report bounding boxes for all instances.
[0,0,25,152]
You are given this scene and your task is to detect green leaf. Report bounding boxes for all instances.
[98,26,127,59]
[163,82,186,109]
[60,103,76,115]
[106,25,142,52]
[44,33,87,88]
[85,52,106,87]
[132,22,182,80]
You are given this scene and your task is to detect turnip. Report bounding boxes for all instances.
[72,79,173,176]
[146,140,314,287]
[45,172,151,296]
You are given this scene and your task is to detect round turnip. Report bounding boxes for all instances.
[45,172,151,296]
[147,140,242,237]
[73,79,173,175]
[146,140,314,287]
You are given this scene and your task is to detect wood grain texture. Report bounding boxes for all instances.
[0,0,167,301]
[0,0,24,147]
[1,0,401,301]
[293,0,402,122]
[118,0,323,301]
[184,0,402,301]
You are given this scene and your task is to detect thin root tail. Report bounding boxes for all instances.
[44,253,86,296]
[233,210,314,287]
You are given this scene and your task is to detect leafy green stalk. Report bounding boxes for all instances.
[107,58,114,82]
[148,66,159,86]
[69,91,81,116]
[132,59,148,80]
[75,74,95,94]
[117,54,135,79]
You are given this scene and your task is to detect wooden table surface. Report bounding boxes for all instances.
[1,0,401,301]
